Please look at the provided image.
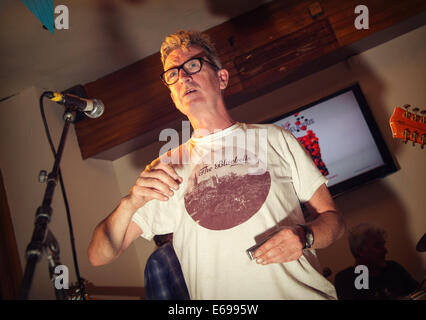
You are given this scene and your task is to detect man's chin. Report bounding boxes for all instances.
[183,94,203,104]
[182,99,204,112]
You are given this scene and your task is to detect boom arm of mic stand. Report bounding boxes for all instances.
[18,110,75,300]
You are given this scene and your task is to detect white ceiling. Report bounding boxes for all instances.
[0,0,270,100]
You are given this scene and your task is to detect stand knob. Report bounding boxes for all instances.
[38,170,47,183]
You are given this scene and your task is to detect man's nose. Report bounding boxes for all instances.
[178,68,192,82]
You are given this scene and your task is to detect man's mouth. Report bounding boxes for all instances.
[183,88,197,97]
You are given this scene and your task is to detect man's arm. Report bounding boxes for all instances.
[253,184,345,265]
[88,161,182,266]
[88,198,142,266]
[301,183,345,249]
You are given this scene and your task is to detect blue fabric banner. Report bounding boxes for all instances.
[21,0,54,34]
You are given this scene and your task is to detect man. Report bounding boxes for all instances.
[144,233,189,300]
[88,30,345,299]
[334,223,419,300]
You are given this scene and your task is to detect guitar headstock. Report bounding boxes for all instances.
[389,104,426,149]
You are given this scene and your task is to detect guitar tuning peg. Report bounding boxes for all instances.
[403,128,410,144]
[412,108,420,121]
[411,131,418,146]
[403,104,411,118]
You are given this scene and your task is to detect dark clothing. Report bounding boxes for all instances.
[334,260,419,300]
[144,242,190,300]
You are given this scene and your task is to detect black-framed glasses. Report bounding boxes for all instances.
[160,57,218,86]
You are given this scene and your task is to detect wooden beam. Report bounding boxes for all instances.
[74,0,426,160]
[0,169,23,300]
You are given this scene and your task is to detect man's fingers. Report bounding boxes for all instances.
[158,161,182,182]
[148,161,182,183]
[141,168,180,191]
[132,185,169,202]
[253,228,303,265]
[255,241,301,265]
[129,162,183,207]
[255,246,279,265]
[143,162,182,187]
[253,236,283,264]
[136,177,175,196]
[254,230,287,258]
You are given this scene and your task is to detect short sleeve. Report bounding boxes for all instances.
[279,128,327,202]
[131,193,177,241]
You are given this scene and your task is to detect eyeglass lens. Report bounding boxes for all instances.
[164,58,202,84]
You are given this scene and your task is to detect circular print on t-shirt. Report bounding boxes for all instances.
[183,147,271,230]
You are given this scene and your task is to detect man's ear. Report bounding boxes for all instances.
[217,68,229,90]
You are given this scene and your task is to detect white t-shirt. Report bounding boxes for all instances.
[132,122,337,300]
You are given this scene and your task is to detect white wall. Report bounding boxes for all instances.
[0,87,144,299]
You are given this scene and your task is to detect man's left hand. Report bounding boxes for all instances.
[253,226,304,265]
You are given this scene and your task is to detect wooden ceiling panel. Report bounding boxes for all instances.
[74,0,426,160]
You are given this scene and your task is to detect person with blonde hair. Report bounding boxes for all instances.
[89,30,345,299]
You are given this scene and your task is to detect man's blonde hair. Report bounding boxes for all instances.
[160,30,222,69]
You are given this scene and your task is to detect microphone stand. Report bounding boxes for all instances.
[19,108,76,300]
[45,229,67,300]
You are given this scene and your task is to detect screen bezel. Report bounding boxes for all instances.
[263,83,398,197]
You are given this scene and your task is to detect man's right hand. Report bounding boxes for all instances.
[88,159,182,266]
[125,159,183,211]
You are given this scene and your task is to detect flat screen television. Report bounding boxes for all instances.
[266,84,398,197]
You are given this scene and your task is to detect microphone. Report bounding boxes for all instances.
[44,91,104,119]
